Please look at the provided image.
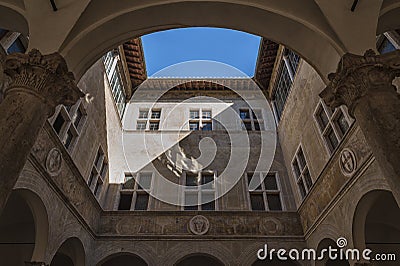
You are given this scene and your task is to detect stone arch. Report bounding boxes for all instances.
[97,252,148,266]
[0,3,28,36]
[59,1,345,82]
[315,238,349,266]
[175,253,224,266]
[50,237,86,266]
[352,189,400,257]
[165,242,234,265]
[378,0,400,34]
[0,188,49,265]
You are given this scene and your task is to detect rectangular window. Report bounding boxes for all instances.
[189,122,199,131]
[134,193,149,210]
[292,145,312,199]
[314,101,352,154]
[151,109,161,119]
[136,121,147,130]
[201,122,212,131]
[202,110,212,119]
[118,193,133,210]
[139,110,149,119]
[149,122,159,131]
[247,172,282,211]
[239,108,263,131]
[190,110,200,119]
[183,171,216,210]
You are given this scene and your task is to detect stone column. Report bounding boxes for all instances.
[0,49,83,213]
[320,49,400,204]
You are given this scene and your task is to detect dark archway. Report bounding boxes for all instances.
[0,192,36,265]
[353,190,400,265]
[50,237,86,266]
[175,253,224,266]
[99,253,147,266]
[315,238,349,266]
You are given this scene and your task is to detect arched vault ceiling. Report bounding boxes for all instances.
[58,1,344,82]
[0,0,398,82]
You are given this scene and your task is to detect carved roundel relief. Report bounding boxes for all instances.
[45,148,62,176]
[339,148,357,176]
[188,215,210,235]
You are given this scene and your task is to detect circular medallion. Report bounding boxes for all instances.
[188,215,209,235]
[339,148,357,176]
[45,148,62,176]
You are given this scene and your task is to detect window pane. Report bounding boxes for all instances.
[292,160,301,178]
[240,109,250,119]
[297,148,306,169]
[201,173,214,189]
[250,193,265,210]
[151,110,161,119]
[88,171,95,187]
[149,122,159,130]
[303,169,313,190]
[100,163,108,178]
[184,192,198,208]
[298,180,306,199]
[95,149,104,170]
[202,110,212,119]
[186,173,198,188]
[317,106,329,130]
[53,113,65,134]
[378,37,396,54]
[134,193,149,210]
[139,173,152,190]
[64,130,74,149]
[336,112,349,136]
[201,192,215,210]
[94,180,102,196]
[202,122,212,131]
[264,173,278,190]
[248,172,262,190]
[73,108,83,128]
[122,174,135,189]
[139,110,148,119]
[189,122,199,131]
[118,193,133,210]
[326,127,339,151]
[136,121,146,130]
[190,110,199,119]
[267,194,282,211]
[254,121,261,131]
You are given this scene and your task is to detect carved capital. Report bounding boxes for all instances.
[320,49,400,116]
[3,49,84,113]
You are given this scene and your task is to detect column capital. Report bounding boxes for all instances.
[3,49,84,115]
[320,49,400,116]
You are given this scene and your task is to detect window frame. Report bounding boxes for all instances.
[182,171,218,211]
[118,172,153,211]
[291,145,313,200]
[188,108,213,131]
[246,172,284,211]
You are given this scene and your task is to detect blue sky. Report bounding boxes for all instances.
[141,27,261,77]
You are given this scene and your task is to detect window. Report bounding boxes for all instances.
[118,172,152,210]
[183,171,216,210]
[314,100,352,154]
[88,146,107,198]
[138,110,149,119]
[272,49,300,122]
[103,50,127,119]
[151,109,161,119]
[136,121,147,130]
[136,108,161,130]
[247,172,283,211]
[292,146,312,199]
[239,108,263,131]
[377,35,397,54]
[188,108,213,131]
[49,100,86,152]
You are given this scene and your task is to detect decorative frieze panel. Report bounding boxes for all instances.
[299,125,373,233]
[98,211,303,237]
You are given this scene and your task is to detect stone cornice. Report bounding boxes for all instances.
[320,49,400,117]
[3,49,84,115]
